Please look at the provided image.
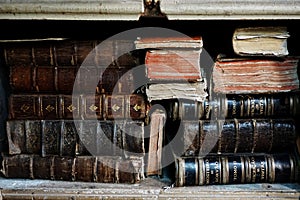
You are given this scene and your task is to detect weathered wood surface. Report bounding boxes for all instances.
[0,177,299,199]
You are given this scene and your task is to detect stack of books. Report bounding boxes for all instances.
[173,26,300,186]
[0,38,148,183]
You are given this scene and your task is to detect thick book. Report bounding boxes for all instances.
[212,55,299,94]
[8,93,147,120]
[175,118,296,156]
[146,82,208,102]
[4,39,138,94]
[144,49,203,82]
[6,119,145,158]
[232,26,290,57]
[161,92,300,120]
[9,65,137,94]
[3,39,136,67]
[175,153,299,186]
[1,154,144,184]
[134,36,203,82]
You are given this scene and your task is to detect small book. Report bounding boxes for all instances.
[232,26,290,57]
[134,36,203,49]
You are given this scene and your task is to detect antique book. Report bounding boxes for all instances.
[6,119,145,158]
[175,152,299,186]
[134,36,203,49]
[213,55,299,94]
[144,49,203,82]
[1,154,144,184]
[3,39,137,67]
[146,109,166,176]
[146,81,208,102]
[8,93,147,120]
[162,91,300,120]
[174,118,296,156]
[232,26,290,57]
[9,65,137,94]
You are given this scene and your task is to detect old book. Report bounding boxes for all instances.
[146,109,166,176]
[8,93,147,120]
[144,49,203,82]
[3,39,137,67]
[1,154,144,184]
[232,26,290,57]
[175,118,296,156]
[9,65,137,94]
[6,119,145,157]
[175,152,299,186]
[213,55,300,94]
[134,36,203,49]
[162,91,300,120]
[146,82,208,102]
[4,38,138,94]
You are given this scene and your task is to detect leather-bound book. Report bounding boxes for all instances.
[6,119,145,158]
[1,154,144,184]
[175,153,299,186]
[164,91,300,120]
[176,118,296,156]
[8,93,147,120]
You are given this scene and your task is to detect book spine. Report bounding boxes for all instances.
[175,153,298,186]
[6,120,145,158]
[9,65,136,94]
[167,93,299,120]
[0,154,144,183]
[8,94,147,120]
[180,118,296,155]
[146,109,166,176]
[3,40,98,66]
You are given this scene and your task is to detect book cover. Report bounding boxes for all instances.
[175,118,297,156]
[8,93,147,120]
[6,119,145,157]
[175,153,299,186]
[1,154,144,184]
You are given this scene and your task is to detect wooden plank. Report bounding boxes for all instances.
[0,0,143,20]
[160,0,300,20]
[0,177,299,199]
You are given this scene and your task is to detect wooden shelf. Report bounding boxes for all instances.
[0,177,299,199]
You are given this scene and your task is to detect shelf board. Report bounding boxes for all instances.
[0,0,300,21]
[0,177,299,199]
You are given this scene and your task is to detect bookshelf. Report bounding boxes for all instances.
[0,0,300,199]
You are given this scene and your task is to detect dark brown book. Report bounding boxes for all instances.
[176,118,296,156]
[9,65,137,94]
[4,39,138,94]
[8,93,147,120]
[164,91,300,120]
[0,154,144,184]
[175,153,299,186]
[3,39,136,67]
[212,55,299,94]
[6,119,145,158]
